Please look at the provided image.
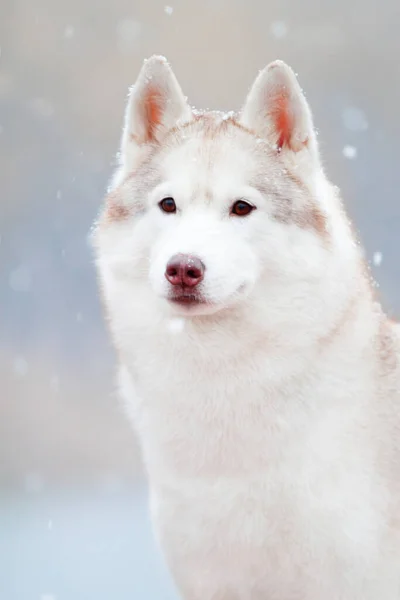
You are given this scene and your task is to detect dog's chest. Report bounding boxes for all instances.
[146,409,386,599]
[121,343,395,598]
[126,341,363,478]
[151,471,386,600]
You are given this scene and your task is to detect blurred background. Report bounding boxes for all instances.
[1,0,400,598]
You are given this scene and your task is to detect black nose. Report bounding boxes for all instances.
[165,254,205,288]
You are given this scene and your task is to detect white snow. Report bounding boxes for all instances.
[342,145,357,159]
[9,264,32,292]
[76,312,83,323]
[164,5,174,15]
[342,107,368,132]
[373,251,383,266]
[41,594,56,600]
[270,21,288,39]
[166,318,185,333]
[48,519,53,530]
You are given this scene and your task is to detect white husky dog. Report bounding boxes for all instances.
[93,56,400,599]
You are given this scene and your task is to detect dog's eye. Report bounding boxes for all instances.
[159,197,177,213]
[230,200,255,217]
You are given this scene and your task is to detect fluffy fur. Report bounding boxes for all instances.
[93,56,400,599]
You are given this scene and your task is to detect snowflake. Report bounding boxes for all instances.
[270,21,288,39]
[342,145,357,159]
[342,107,368,132]
[372,251,382,266]
[64,25,75,39]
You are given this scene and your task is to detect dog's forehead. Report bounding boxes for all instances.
[166,129,252,176]
[154,116,281,200]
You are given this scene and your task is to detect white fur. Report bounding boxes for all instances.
[93,56,400,599]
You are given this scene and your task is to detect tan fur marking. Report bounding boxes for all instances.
[230,118,258,138]
[319,295,358,348]
[166,113,255,142]
[254,171,329,241]
[306,204,328,238]
[98,189,132,226]
[287,170,329,241]
[129,133,141,145]
[107,201,131,221]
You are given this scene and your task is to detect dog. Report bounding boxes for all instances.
[93,56,400,599]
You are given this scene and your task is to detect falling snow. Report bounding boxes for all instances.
[164,5,174,15]
[41,594,56,600]
[270,21,288,39]
[342,107,368,132]
[342,145,357,159]
[373,251,383,266]
[64,25,75,39]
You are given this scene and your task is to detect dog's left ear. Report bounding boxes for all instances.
[240,61,318,161]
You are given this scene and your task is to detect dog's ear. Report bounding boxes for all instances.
[240,61,318,160]
[120,55,192,171]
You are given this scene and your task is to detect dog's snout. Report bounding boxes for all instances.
[165,254,205,288]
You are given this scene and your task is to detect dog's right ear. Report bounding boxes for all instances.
[120,55,192,173]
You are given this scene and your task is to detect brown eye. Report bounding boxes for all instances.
[230,200,255,217]
[159,197,177,213]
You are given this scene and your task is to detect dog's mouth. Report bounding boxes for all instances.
[168,292,206,307]
[166,282,211,310]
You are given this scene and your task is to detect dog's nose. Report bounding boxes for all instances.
[165,254,205,288]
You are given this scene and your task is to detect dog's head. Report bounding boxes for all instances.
[94,56,359,332]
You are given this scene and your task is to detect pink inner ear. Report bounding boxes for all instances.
[143,86,164,142]
[269,92,294,151]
